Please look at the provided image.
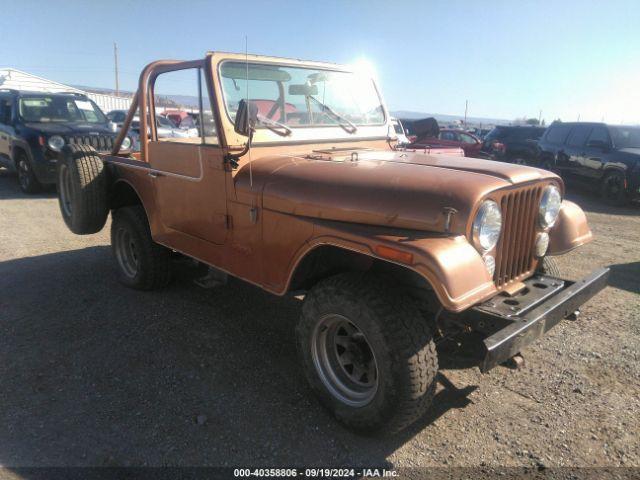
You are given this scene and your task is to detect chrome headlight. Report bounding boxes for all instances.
[121,136,132,150]
[539,185,562,229]
[47,135,65,152]
[472,200,502,251]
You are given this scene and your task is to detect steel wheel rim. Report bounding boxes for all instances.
[17,159,30,190]
[114,228,140,279]
[59,164,73,217]
[311,314,378,407]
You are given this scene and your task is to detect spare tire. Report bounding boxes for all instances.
[57,144,109,234]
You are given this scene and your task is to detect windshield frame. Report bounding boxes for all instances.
[18,95,108,124]
[217,59,387,132]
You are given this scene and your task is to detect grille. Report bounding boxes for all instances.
[494,185,544,288]
[66,134,114,152]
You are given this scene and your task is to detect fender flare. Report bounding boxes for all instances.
[284,226,497,313]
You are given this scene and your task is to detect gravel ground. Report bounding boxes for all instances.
[0,167,638,469]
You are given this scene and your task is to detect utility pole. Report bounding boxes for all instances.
[464,100,468,128]
[113,42,120,96]
[538,109,542,125]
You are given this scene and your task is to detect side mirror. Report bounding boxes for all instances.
[234,99,258,137]
[586,140,610,151]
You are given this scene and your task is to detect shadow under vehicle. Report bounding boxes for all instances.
[54,51,608,434]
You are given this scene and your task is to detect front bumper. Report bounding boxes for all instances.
[461,268,609,372]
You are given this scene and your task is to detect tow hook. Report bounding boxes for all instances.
[502,353,525,370]
[567,310,580,321]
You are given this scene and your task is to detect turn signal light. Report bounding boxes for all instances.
[374,245,414,264]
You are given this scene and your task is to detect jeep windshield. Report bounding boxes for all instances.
[220,62,384,133]
[18,96,107,124]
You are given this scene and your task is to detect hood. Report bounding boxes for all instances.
[237,149,558,235]
[23,122,114,135]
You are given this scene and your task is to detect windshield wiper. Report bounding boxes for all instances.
[257,114,292,137]
[307,95,358,134]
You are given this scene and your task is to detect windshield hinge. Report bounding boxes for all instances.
[224,154,239,170]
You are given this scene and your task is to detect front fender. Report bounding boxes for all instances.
[287,219,497,313]
[548,201,593,256]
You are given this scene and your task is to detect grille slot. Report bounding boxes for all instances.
[494,185,543,287]
[66,135,114,152]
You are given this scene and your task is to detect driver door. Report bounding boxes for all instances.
[148,66,228,245]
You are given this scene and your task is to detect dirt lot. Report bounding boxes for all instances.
[0,167,638,469]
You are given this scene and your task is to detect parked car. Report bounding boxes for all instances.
[537,122,640,205]
[131,115,197,139]
[0,90,131,193]
[106,109,128,128]
[481,125,546,165]
[161,110,199,136]
[55,52,607,434]
[433,128,482,157]
[407,118,482,157]
[390,116,410,144]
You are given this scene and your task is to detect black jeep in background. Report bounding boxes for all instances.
[481,125,546,165]
[0,90,130,193]
[537,122,640,206]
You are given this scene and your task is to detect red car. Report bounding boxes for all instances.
[406,118,483,157]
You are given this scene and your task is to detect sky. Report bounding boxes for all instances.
[1,0,639,124]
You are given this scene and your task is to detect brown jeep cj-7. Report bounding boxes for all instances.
[56,52,609,433]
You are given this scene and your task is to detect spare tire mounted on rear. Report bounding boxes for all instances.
[57,144,109,235]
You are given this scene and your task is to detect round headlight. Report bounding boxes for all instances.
[47,135,65,152]
[472,200,502,251]
[121,136,132,150]
[539,185,562,229]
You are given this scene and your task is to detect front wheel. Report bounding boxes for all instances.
[296,273,438,434]
[16,153,42,194]
[111,206,172,290]
[536,257,561,276]
[601,171,628,206]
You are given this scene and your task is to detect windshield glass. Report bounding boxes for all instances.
[610,126,640,149]
[220,62,385,129]
[19,96,107,123]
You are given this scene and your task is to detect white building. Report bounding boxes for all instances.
[0,68,132,113]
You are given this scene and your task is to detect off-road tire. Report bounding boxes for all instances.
[16,152,42,194]
[57,144,109,234]
[111,206,172,290]
[600,170,628,206]
[537,257,561,276]
[297,273,438,434]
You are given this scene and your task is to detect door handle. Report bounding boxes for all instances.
[148,171,163,178]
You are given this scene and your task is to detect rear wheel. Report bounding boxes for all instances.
[297,273,438,434]
[16,152,42,194]
[600,171,628,206]
[111,206,171,290]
